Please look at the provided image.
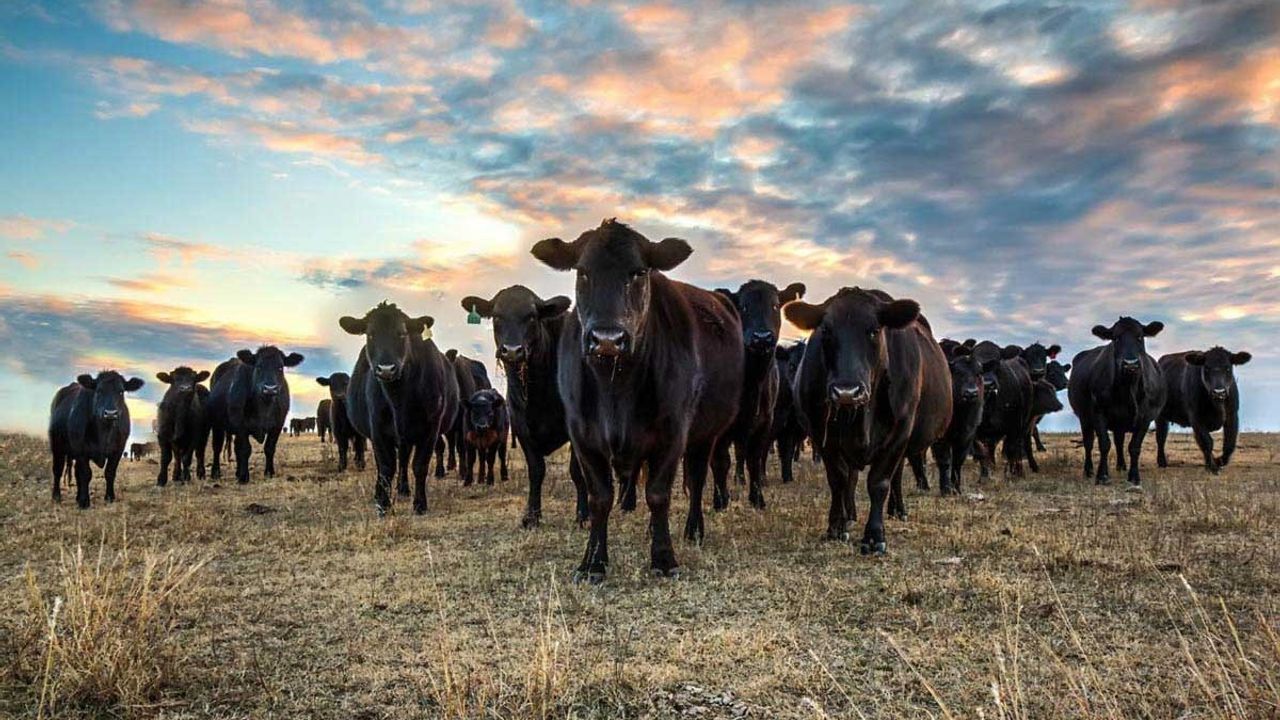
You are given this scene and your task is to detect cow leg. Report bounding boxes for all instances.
[888,458,908,521]
[1004,430,1025,478]
[646,451,684,576]
[1192,426,1216,474]
[574,449,613,583]
[195,438,207,480]
[104,453,120,503]
[733,439,746,486]
[337,435,349,472]
[397,443,412,495]
[157,443,172,486]
[820,450,852,541]
[909,451,928,491]
[619,464,638,512]
[862,447,907,555]
[521,450,547,528]
[975,439,992,481]
[51,452,65,502]
[1113,429,1127,471]
[462,440,476,487]
[432,436,445,478]
[747,429,769,510]
[1156,419,1170,467]
[485,447,497,486]
[569,450,588,527]
[263,429,282,478]
[1033,425,1046,452]
[74,457,92,509]
[372,439,396,515]
[682,442,712,543]
[210,428,224,479]
[446,431,458,471]
[1127,427,1148,486]
[234,433,252,483]
[1093,415,1111,484]
[710,440,732,511]
[412,441,431,514]
[1025,430,1040,474]
[931,442,951,495]
[183,447,196,482]
[1218,414,1238,469]
[1080,419,1095,479]
[498,439,508,483]
[777,432,795,484]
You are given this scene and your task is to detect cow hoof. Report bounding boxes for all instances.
[414,504,427,515]
[749,494,766,510]
[1095,475,1111,486]
[105,494,115,503]
[825,529,849,542]
[650,566,681,579]
[52,492,62,503]
[860,540,887,556]
[620,500,636,513]
[890,510,908,522]
[572,569,606,585]
[397,483,411,495]
[712,495,729,512]
[374,504,388,518]
[1157,457,1169,468]
[520,513,541,530]
[1125,483,1143,493]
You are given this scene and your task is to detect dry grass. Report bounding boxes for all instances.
[0,430,1277,718]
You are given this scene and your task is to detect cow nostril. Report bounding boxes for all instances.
[588,328,628,356]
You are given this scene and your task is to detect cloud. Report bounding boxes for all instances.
[6,250,40,269]
[0,215,75,241]
[103,271,194,293]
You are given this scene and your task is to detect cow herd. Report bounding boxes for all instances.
[46,220,1252,583]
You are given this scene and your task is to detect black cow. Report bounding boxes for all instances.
[772,341,807,485]
[1025,379,1064,471]
[717,280,805,510]
[460,285,588,527]
[155,366,210,486]
[464,388,510,485]
[1155,348,1250,473]
[443,349,491,485]
[927,343,994,495]
[129,441,155,461]
[316,400,332,442]
[1068,317,1166,486]
[209,346,303,483]
[49,371,144,508]
[316,372,365,472]
[1017,342,1062,381]
[532,219,743,582]
[970,340,1033,478]
[341,302,458,514]
[289,418,305,436]
[787,287,950,553]
[1029,359,1072,451]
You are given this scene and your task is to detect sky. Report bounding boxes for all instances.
[0,0,1277,439]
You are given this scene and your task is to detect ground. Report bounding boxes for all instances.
[1,431,1277,719]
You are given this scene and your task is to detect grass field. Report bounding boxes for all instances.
[1,430,1278,718]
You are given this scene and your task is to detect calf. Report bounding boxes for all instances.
[316,402,332,442]
[1030,360,1072,451]
[787,288,950,553]
[717,280,805,510]
[532,219,743,582]
[341,302,459,514]
[464,389,510,484]
[1025,379,1064,470]
[928,344,994,495]
[460,285,587,527]
[443,349,491,485]
[772,341,807,485]
[209,346,303,483]
[1156,347,1250,473]
[49,371,145,508]
[970,340,1033,478]
[155,366,210,485]
[1068,317,1166,486]
[316,373,366,472]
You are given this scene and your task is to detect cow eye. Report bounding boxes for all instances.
[868,328,880,339]
[629,269,646,282]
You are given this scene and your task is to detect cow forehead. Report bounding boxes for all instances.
[95,371,126,389]
[1201,347,1233,367]
[492,287,540,317]
[255,346,286,364]
[1110,317,1146,336]
[577,229,645,270]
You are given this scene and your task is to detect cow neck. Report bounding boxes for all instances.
[169,390,195,440]
[741,350,775,414]
[507,316,558,405]
[377,338,428,439]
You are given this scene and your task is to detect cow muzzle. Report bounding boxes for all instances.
[101,409,120,422]
[960,386,980,402]
[829,382,870,407]
[1120,358,1141,375]
[261,383,281,397]
[374,364,400,382]
[587,327,628,358]
[1210,387,1229,401]
[499,344,527,364]
[747,330,776,353]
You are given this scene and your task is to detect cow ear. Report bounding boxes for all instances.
[461,296,494,318]
[284,352,304,367]
[714,288,737,305]
[316,377,331,387]
[963,338,977,349]
[156,372,173,384]
[1091,325,1113,340]
[1143,321,1164,337]
[1061,363,1071,372]
[195,370,210,382]
[77,374,97,389]
[646,237,692,271]
[538,296,571,320]
[784,301,825,331]
[952,344,972,358]
[531,237,578,271]
[1047,344,1061,358]
[406,316,433,335]
[446,349,458,362]
[237,349,257,365]
[339,316,367,335]
[779,282,806,304]
[1185,352,1205,366]
[877,299,920,330]
[1001,345,1023,360]
[124,377,145,392]
[1230,351,1252,366]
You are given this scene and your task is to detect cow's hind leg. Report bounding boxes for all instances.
[908,451,928,492]
[1127,427,1149,486]
[105,453,121,503]
[397,443,412,495]
[1193,426,1216,474]
[157,443,173,486]
[682,442,712,543]
[1156,419,1170,468]
[210,428,224,479]
[434,436,446,478]
[646,450,684,577]
[1113,429,1127,471]
[411,441,432,514]
[888,458,908,521]
[1093,416,1112,484]
[52,452,65,502]
[74,457,92,509]
[710,441,732,511]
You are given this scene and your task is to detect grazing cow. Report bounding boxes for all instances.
[772,341,807,485]
[1068,317,1166,486]
[1155,348,1250,473]
[717,280,805,510]
[209,346,303,483]
[49,371,145,508]
[787,287,950,553]
[317,373,365,472]
[464,389,510,484]
[927,344,994,495]
[129,442,155,461]
[532,219,743,582]
[443,350,491,485]
[317,400,332,442]
[460,286,588,527]
[155,366,210,485]
[341,302,458,514]
[970,340,1033,478]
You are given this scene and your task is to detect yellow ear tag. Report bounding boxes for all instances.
[423,327,432,340]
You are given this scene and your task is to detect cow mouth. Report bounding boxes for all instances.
[828,384,870,408]
[1120,359,1141,375]
[1210,388,1229,401]
[260,384,281,397]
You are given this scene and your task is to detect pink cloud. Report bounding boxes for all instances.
[0,215,75,241]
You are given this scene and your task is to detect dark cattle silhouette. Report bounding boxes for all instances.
[1068,317,1166,486]
[1025,379,1065,472]
[532,219,743,583]
[1017,342,1062,381]
[317,373,365,472]
[787,287,950,553]
[927,343,994,495]
[460,286,587,527]
[969,340,1033,478]
[316,401,332,442]
[49,371,145,508]
[155,366,210,485]
[209,346,303,483]
[129,441,155,461]
[1156,347,1250,473]
[464,388,510,485]
[443,349,491,485]
[1030,359,1072,452]
[772,341,808,485]
[341,302,459,515]
[289,418,306,436]
[716,280,805,510]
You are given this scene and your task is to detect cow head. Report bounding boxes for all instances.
[945,344,987,405]
[1185,347,1250,403]
[785,287,920,408]
[1032,379,1065,415]
[532,219,691,359]
[1017,342,1061,380]
[1092,317,1162,377]
[315,372,351,400]
[1045,360,1071,391]
[460,285,571,367]
[970,341,1015,397]
[717,280,805,355]
[775,340,806,382]
[467,388,505,430]
[76,370,144,427]
[235,346,303,401]
[340,302,431,383]
[156,366,209,396]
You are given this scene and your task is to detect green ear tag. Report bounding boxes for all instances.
[466,305,482,325]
